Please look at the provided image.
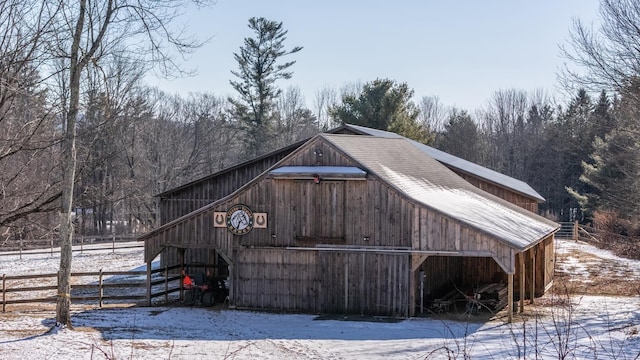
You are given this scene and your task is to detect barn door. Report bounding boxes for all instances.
[319,251,409,316]
[295,181,345,241]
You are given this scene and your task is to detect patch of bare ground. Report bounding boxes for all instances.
[553,240,640,297]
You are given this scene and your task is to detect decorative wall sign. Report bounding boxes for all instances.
[213,212,226,227]
[225,204,254,235]
[254,213,268,228]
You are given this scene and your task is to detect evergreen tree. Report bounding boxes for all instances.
[436,109,483,163]
[229,17,302,157]
[571,87,640,225]
[330,78,433,144]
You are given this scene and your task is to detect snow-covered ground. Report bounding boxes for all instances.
[1,240,639,359]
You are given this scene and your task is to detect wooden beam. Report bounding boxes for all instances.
[179,248,185,299]
[146,261,152,306]
[530,248,536,304]
[519,252,525,313]
[411,254,429,272]
[344,261,349,311]
[508,273,513,323]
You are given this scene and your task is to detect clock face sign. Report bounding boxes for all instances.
[226,204,254,235]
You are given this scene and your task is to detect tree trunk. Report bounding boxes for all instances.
[56,74,80,328]
[56,0,87,328]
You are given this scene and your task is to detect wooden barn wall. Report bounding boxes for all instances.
[143,136,552,315]
[419,256,463,299]
[158,152,291,268]
[543,236,555,291]
[158,151,291,225]
[411,206,515,273]
[461,257,505,285]
[233,248,409,316]
[507,234,554,300]
[233,248,321,312]
[318,251,409,316]
[456,172,538,213]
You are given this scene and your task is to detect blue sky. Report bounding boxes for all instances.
[149,0,601,111]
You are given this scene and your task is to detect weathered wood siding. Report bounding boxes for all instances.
[158,150,294,268]
[419,256,463,298]
[456,173,539,213]
[544,236,554,291]
[318,252,409,316]
[143,136,553,316]
[233,248,321,312]
[411,205,516,273]
[232,249,408,316]
[158,149,295,225]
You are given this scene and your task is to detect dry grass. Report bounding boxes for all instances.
[553,242,640,297]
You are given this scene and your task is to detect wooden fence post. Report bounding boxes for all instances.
[112,232,116,254]
[573,221,579,241]
[164,264,169,304]
[2,274,6,312]
[508,273,514,323]
[99,269,103,308]
[80,236,83,254]
[146,261,152,306]
[50,239,54,256]
[19,239,23,260]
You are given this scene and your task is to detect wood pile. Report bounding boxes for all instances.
[430,288,464,313]
[475,283,508,311]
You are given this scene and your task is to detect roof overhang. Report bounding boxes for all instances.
[269,166,367,180]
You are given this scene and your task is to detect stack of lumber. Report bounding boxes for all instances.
[430,288,464,313]
[475,283,508,311]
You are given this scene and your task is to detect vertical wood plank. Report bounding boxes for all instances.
[519,252,525,313]
[508,273,514,323]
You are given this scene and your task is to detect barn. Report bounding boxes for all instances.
[139,128,559,321]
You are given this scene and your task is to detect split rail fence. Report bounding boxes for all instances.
[0,234,141,258]
[1,264,185,312]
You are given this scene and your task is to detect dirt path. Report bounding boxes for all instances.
[554,239,640,296]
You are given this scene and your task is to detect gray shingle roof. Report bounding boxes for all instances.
[323,134,558,250]
[339,124,546,202]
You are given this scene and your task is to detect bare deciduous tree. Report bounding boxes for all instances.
[273,86,318,148]
[0,1,61,241]
[418,95,448,134]
[39,0,213,328]
[313,86,339,130]
[560,0,640,102]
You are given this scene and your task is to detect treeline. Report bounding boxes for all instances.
[1,0,640,244]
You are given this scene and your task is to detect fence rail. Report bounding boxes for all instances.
[555,221,578,240]
[0,259,224,312]
[0,234,142,258]
[1,264,184,312]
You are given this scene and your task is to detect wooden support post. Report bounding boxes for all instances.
[146,261,152,306]
[2,274,6,312]
[164,264,169,304]
[179,248,185,299]
[409,255,426,317]
[99,269,104,308]
[530,249,536,305]
[227,263,234,309]
[508,273,513,323]
[573,220,579,241]
[344,261,349,312]
[519,252,525,313]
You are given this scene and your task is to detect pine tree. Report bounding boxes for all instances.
[330,79,433,144]
[229,17,302,157]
